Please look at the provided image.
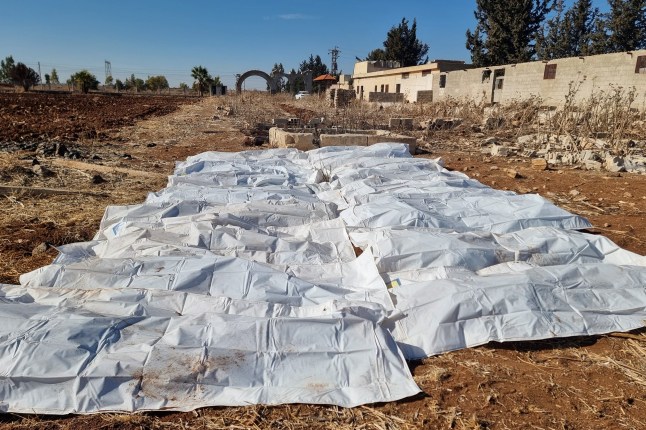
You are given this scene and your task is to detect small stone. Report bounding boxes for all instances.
[32,242,50,256]
[624,192,633,198]
[531,158,548,171]
[91,174,106,184]
[604,223,611,228]
[490,166,499,171]
[506,168,521,179]
[146,142,157,148]
[569,189,581,197]
[32,164,54,177]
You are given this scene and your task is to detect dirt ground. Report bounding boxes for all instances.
[1,92,646,430]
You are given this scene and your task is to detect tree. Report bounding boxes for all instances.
[466,0,553,67]
[0,55,15,84]
[105,75,114,86]
[270,62,287,91]
[362,48,388,61]
[191,65,212,96]
[70,70,99,93]
[383,18,429,66]
[115,79,124,91]
[125,74,145,92]
[536,0,600,59]
[360,18,429,66]
[10,63,40,91]
[179,82,189,94]
[605,0,646,52]
[299,54,329,77]
[50,68,60,84]
[145,75,169,93]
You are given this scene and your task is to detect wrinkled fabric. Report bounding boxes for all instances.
[2,143,646,414]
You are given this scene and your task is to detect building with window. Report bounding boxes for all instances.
[351,51,646,109]
[351,60,471,103]
[432,50,646,107]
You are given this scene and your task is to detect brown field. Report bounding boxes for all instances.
[1,91,645,430]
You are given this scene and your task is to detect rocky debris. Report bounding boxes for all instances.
[420,118,463,131]
[606,155,626,173]
[91,174,106,184]
[490,145,514,157]
[488,133,646,174]
[506,168,521,179]
[31,242,50,256]
[32,164,54,177]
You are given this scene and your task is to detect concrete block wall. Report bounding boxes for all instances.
[368,92,405,103]
[433,50,646,109]
[417,90,434,103]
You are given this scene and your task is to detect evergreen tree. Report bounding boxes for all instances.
[536,0,600,59]
[50,68,60,84]
[0,55,15,83]
[466,0,553,67]
[570,0,600,55]
[299,54,329,77]
[605,0,646,52]
[536,0,570,59]
[359,18,429,66]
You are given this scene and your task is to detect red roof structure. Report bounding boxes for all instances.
[313,74,337,82]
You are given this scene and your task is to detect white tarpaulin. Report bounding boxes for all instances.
[2,142,646,414]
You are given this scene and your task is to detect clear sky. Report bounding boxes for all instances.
[0,0,609,89]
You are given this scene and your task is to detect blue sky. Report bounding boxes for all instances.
[0,0,609,89]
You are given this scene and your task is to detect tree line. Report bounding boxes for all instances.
[353,0,644,69]
[0,55,223,96]
[467,0,646,67]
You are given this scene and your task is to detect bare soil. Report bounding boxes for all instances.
[1,93,646,430]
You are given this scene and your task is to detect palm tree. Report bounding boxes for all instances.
[191,66,212,96]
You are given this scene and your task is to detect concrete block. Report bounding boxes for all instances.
[490,145,510,157]
[585,160,602,170]
[367,134,417,154]
[272,118,289,127]
[320,133,368,147]
[269,127,316,151]
[389,118,413,130]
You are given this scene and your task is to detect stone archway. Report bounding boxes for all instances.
[236,70,277,94]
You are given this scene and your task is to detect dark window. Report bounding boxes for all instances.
[482,70,492,82]
[385,84,389,92]
[422,70,431,77]
[439,75,446,88]
[544,64,557,79]
[396,84,401,93]
[374,85,377,92]
[636,56,646,74]
[402,73,410,79]
[496,77,504,90]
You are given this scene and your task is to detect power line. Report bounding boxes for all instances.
[329,46,340,75]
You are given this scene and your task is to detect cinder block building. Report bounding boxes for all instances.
[351,50,646,108]
[433,50,646,107]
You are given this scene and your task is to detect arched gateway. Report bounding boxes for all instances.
[236,69,313,94]
[236,70,277,94]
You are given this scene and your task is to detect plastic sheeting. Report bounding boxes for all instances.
[2,143,646,414]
